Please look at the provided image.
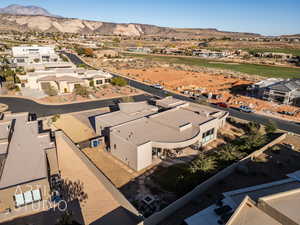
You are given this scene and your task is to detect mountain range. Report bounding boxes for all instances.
[0,4,262,37]
[0,4,60,17]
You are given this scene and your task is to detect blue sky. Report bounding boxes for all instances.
[0,0,299,36]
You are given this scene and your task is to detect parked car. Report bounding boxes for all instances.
[151,84,164,89]
[217,102,229,108]
[239,105,254,113]
[279,110,294,116]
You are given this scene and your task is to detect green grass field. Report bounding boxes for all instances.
[125,53,300,78]
[243,48,300,57]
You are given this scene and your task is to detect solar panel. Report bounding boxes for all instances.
[24,191,33,204]
[32,189,42,201]
[15,193,24,207]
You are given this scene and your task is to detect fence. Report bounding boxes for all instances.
[139,132,287,225]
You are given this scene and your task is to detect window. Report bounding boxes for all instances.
[114,144,117,149]
[202,128,215,143]
[17,58,25,63]
[96,79,103,85]
[105,79,111,83]
[74,84,81,89]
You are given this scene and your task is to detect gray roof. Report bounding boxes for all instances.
[111,107,215,146]
[97,101,225,146]
[96,102,158,128]
[156,96,186,108]
[0,113,50,189]
[268,79,300,92]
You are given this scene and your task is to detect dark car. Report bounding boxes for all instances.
[217,102,229,108]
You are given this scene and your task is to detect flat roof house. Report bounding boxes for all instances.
[95,97,228,171]
[0,112,58,221]
[12,45,59,66]
[21,68,112,94]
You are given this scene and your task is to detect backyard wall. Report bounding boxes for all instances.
[139,132,287,225]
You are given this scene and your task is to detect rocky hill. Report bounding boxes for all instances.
[0,4,262,37]
[0,14,264,38]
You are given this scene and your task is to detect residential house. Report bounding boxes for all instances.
[12,45,59,66]
[184,170,300,225]
[19,68,112,94]
[95,97,228,171]
[252,78,300,105]
[192,49,230,58]
[0,112,59,218]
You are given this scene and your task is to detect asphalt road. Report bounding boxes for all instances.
[2,51,298,134]
[0,94,151,117]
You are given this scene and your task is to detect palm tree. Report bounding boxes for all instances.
[189,154,217,174]
[218,144,245,162]
[246,121,261,135]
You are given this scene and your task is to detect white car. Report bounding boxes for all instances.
[152,84,164,89]
[239,105,254,113]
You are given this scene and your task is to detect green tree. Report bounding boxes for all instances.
[188,154,216,174]
[110,77,127,87]
[218,144,246,162]
[265,120,277,134]
[246,121,261,135]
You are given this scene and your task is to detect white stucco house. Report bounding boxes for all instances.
[12,45,59,65]
[95,97,228,171]
[20,68,112,94]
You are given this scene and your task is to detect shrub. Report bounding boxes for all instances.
[110,77,127,87]
[113,37,120,43]
[271,145,281,154]
[75,47,85,55]
[74,85,89,97]
[89,80,94,87]
[121,96,134,103]
[15,86,20,92]
[44,86,58,96]
[59,54,69,62]
[51,114,60,122]
[5,82,16,90]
